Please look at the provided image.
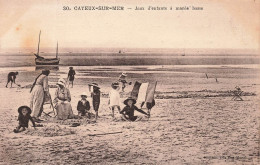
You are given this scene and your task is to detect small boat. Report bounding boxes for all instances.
[34,31,60,65]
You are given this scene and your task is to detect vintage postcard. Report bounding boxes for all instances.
[0,0,259,164]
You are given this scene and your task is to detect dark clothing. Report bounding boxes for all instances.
[141,99,156,109]
[7,72,17,83]
[77,100,90,116]
[91,90,100,112]
[18,114,36,128]
[120,105,148,121]
[68,70,76,81]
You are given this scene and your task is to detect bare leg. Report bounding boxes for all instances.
[95,111,98,120]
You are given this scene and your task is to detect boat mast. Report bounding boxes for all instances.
[37,30,41,56]
[56,42,58,59]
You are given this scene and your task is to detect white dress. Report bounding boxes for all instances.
[109,89,120,107]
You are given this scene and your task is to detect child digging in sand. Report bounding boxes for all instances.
[109,82,121,118]
[120,97,149,121]
[77,92,90,117]
[14,106,36,133]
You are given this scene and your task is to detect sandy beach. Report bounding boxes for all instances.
[0,64,259,164]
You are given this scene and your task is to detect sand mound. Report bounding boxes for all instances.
[24,125,76,137]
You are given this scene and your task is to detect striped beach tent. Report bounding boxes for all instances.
[131,81,157,109]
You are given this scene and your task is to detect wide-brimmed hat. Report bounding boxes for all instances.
[18,106,32,114]
[81,92,88,97]
[121,72,127,77]
[88,83,100,88]
[57,78,66,86]
[123,97,136,105]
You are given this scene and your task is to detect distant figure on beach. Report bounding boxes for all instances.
[54,78,74,120]
[67,67,76,88]
[89,83,100,120]
[6,72,20,88]
[109,82,121,118]
[118,72,131,92]
[77,92,90,117]
[120,97,149,121]
[30,69,50,122]
[13,106,36,133]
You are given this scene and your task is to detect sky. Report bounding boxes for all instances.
[0,0,259,51]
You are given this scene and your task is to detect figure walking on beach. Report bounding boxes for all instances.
[89,83,100,120]
[109,82,121,118]
[30,69,50,122]
[118,72,131,92]
[6,71,20,88]
[120,97,149,121]
[67,67,76,88]
[53,78,74,120]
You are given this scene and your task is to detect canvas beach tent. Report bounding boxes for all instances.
[131,81,157,109]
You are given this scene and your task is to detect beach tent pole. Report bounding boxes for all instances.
[37,30,41,56]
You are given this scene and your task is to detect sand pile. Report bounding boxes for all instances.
[24,125,76,137]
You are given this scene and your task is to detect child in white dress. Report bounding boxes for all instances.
[108,82,121,118]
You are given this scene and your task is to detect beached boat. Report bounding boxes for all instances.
[34,31,60,65]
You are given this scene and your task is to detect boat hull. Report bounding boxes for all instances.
[35,58,60,65]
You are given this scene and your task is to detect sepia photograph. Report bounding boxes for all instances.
[0,0,259,164]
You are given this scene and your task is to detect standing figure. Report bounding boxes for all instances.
[13,106,36,133]
[109,82,121,118]
[6,72,19,88]
[120,97,149,121]
[89,83,100,120]
[30,69,50,122]
[67,67,76,88]
[118,72,131,92]
[53,78,74,120]
[77,92,90,117]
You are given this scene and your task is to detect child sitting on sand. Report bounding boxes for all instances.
[109,82,121,118]
[14,106,36,133]
[120,97,149,121]
[77,92,90,117]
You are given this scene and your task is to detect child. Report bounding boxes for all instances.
[77,92,90,117]
[14,106,36,133]
[67,67,76,88]
[89,83,100,120]
[118,72,131,92]
[109,82,121,118]
[120,97,149,121]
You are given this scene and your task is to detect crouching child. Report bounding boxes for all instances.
[14,106,36,133]
[77,92,90,118]
[120,97,149,121]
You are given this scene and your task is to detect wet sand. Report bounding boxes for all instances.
[0,65,259,164]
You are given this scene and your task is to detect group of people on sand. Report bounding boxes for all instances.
[11,67,151,133]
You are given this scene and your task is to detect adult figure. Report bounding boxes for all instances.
[67,67,76,88]
[30,69,50,121]
[6,72,19,88]
[53,78,74,120]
